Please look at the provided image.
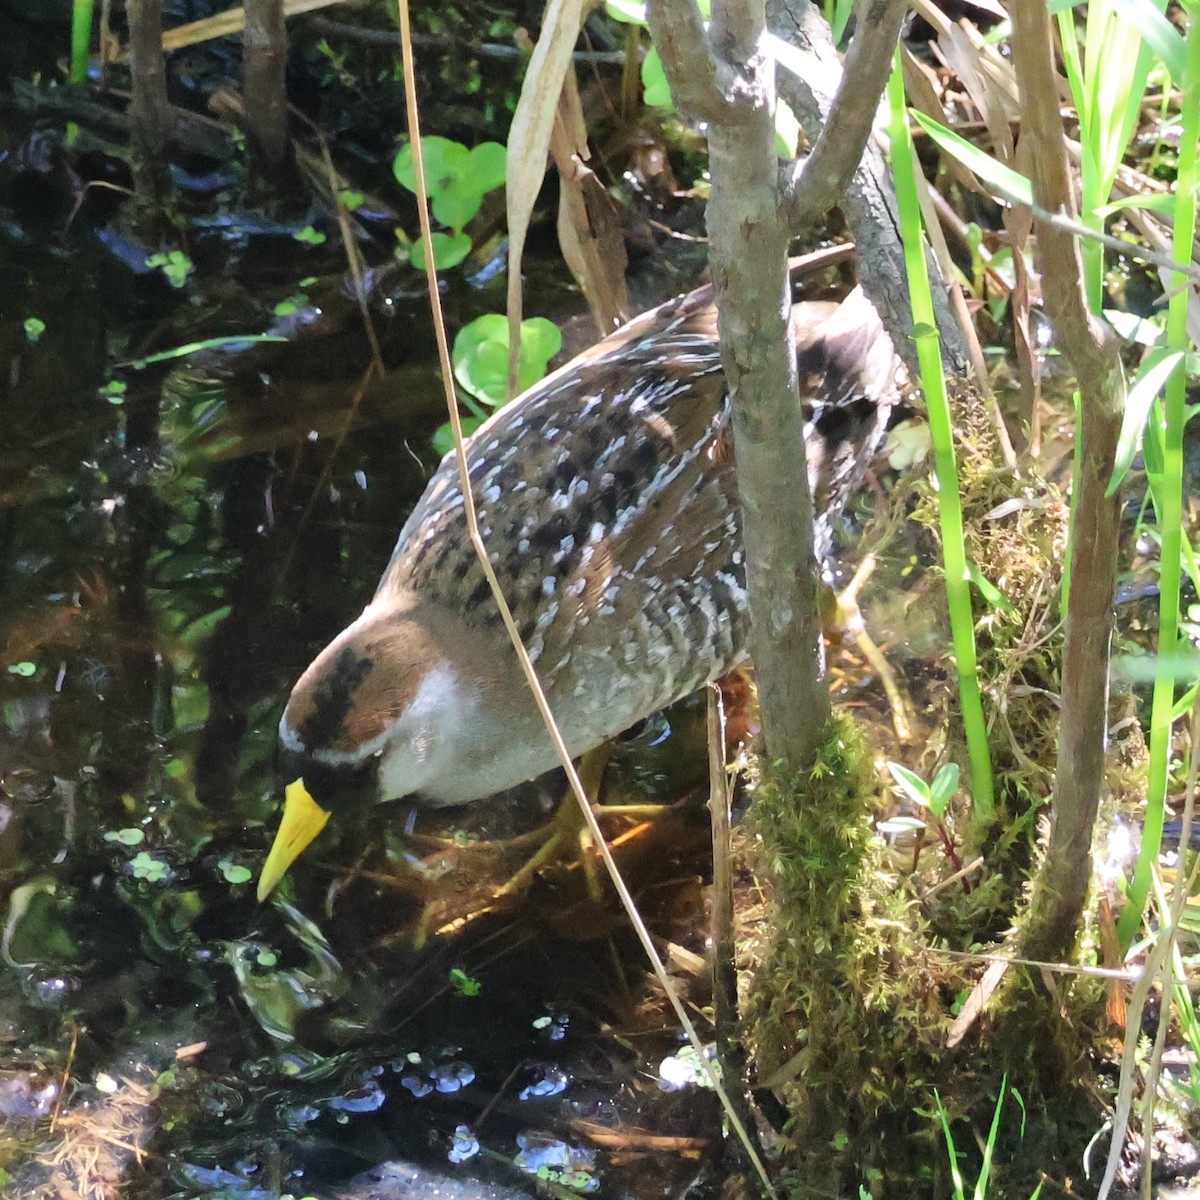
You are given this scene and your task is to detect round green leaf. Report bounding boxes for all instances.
[412,230,473,272]
[464,142,508,196]
[431,187,484,232]
[519,316,563,369]
[395,135,466,194]
[432,416,484,457]
[105,827,146,846]
[219,859,253,885]
[396,136,470,201]
[130,851,169,882]
[395,138,506,234]
[453,314,510,406]
[452,314,562,408]
[469,341,512,406]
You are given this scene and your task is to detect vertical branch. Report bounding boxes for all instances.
[650,0,829,767]
[651,0,912,769]
[125,0,172,209]
[768,0,972,375]
[711,4,828,765]
[1010,0,1124,963]
[243,0,293,183]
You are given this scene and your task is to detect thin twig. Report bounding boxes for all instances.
[1132,698,1200,1199]
[308,15,629,63]
[783,0,907,231]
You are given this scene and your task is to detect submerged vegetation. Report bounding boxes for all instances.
[0,0,1197,1196]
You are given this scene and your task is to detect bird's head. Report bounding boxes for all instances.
[257,596,486,900]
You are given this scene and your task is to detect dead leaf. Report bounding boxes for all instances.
[506,0,588,396]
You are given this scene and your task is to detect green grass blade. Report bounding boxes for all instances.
[910,112,1033,206]
[888,55,994,823]
[933,1090,969,1200]
[70,0,94,85]
[1110,0,1185,78]
[973,1075,1007,1200]
[1107,351,1184,495]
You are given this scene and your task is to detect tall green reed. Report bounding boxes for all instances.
[886,52,995,824]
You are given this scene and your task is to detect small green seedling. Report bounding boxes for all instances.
[449,967,481,997]
[145,250,193,288]
[888,761,960,821]
[885,761,966,877]
[931,1075,1043,1200]
[393,136,506,270]
[129,851,170,883]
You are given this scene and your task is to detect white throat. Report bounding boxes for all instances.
[377,663,479,804]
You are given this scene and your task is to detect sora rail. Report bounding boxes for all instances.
[258,283,903,899]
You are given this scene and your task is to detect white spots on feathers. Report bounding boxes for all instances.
[369,286,895,753]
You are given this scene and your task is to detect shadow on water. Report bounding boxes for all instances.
[0,35,725,1200]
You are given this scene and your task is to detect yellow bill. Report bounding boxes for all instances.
[257,778,331,902]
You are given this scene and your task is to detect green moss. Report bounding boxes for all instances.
[741,713,954,1193]
[738,383,1134,1193]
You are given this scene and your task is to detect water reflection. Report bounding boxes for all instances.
[0,70,722,1200]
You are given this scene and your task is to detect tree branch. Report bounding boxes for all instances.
[768,0,971,376]
[1010,0,1123,965]
[645,0,732,123]
[782,0,906,230]
[654,0,833,766]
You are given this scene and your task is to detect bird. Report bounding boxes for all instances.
[257,282,903,901]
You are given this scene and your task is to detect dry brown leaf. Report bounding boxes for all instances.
[946,956,1007,1047]
[551,67,629,334]
[506,0,588,396]
[117,0,351,59]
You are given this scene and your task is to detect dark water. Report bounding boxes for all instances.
[0,38,723,1200]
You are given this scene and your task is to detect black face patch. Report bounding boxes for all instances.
[277,745,378,814]
[299,647,375,750]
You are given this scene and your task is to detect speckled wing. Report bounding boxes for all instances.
[377,289,735,721]
[377,285,898,735]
